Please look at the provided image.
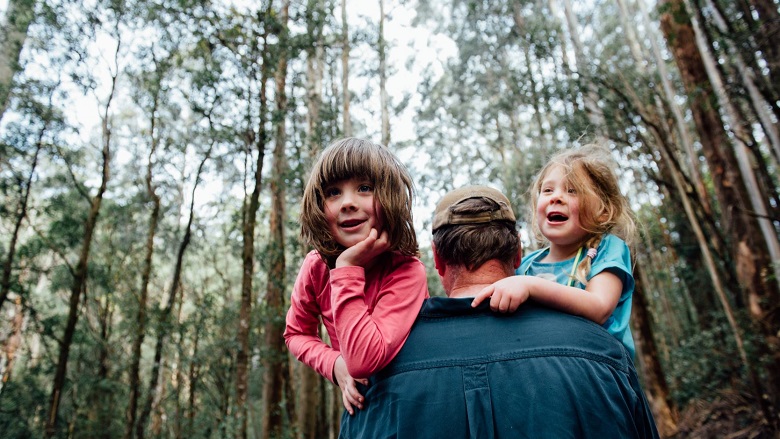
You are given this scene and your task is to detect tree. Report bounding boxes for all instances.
[44,12,119,435]
[0,0,36,121]
[660,0,780,426]
[262,4,291,438]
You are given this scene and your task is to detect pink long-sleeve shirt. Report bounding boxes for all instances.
[284,250,429,382]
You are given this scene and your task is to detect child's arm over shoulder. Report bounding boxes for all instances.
[284,251,341,383]
[331,253,428,379]
[474,274,622,324]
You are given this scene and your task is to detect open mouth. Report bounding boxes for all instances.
[340,219,366,228]
[547,212,568,223]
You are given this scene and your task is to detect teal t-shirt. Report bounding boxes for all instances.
[518,233,635,359]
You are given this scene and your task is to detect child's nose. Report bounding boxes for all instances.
[340,191,358,211]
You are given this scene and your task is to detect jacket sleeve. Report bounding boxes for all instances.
[331,256,428,378]
[284,253,341,383]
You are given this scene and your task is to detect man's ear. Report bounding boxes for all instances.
[432,243,446,277]
[514,235,522,269]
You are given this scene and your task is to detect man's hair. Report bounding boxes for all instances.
[300,137,418,264]
[432,197,520,272]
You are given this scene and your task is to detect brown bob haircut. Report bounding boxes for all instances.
[300,137,418,265]
[432,197,520,273]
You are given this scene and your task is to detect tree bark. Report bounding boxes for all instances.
[379,0,390,146]
[235,13,272,439]
[261,3,291,439]
[1,131,41,307]
[0,0,35,121]
[124,64,163,439]
[632,264,678,437]
[748,0,780,113]
[661,0,780,426]
[560,0,606,141]
[341,0,352,137]
[44,34,116,437]
[136,146,211,439]
[0,295,23,395]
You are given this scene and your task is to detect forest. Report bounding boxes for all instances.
[1,0,779,437]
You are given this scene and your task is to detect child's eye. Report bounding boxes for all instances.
[324,187,340,198]
[358,184,373,192]
[567,188,577,195]
[541,187,553,194]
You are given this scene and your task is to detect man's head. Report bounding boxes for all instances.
[432,186,520,275]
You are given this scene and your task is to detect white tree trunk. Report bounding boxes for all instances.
[683,0,780,282]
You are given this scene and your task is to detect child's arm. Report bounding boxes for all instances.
[285,254,370,413]
[471,271,622,325]
[331,230,428,379]
[284,253,342,382]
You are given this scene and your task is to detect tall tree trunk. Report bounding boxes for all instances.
[748,0,780,114]
[93,281,114,439]
[306,0,324,159]
[341,0,352,137]
[1,132,41,307]
[686,0,780,260]
[300,4,331,437]
[262,3,291,438]
[0,0,35,121]
[378,0,390,146]
[510,2,547,142]
[187,301,203,438]
[661,0,780,426]
[0,295,23,396]
[44,36,117,437]
[235,16,272,439]
[124,69,163,439]
[137,146,211,439]
[637,0,711,216]
[560,0,606,141]
[632,264,678,437]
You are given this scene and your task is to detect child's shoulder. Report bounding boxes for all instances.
[377,252,426,277]
[599,234,629,251]
[301,250,330,273]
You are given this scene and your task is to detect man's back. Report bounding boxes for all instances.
[340,298,659,439]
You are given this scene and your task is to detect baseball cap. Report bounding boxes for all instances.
[432,185,516,232]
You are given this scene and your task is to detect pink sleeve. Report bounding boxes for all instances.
[284,253,341,383]
[331,256,428,378]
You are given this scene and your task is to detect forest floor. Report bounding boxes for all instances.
[674,389,774,438]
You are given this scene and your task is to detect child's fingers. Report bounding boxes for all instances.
[471,286,494,307]
[345,382,365,409]
[341,391,355,415]
[355,378,369,386]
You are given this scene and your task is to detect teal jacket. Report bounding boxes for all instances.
[340,298,659,439]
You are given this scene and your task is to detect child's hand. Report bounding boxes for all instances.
[333,356,368,415]
[335,228,390,268]
[471,275,531,313]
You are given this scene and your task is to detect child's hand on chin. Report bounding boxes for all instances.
[335,228,390,268]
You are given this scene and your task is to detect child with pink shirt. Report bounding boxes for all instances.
[284,137,428,415]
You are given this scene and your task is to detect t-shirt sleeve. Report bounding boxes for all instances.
[284,252,341,383]
[331,256,429,378]
[588,234,634,301]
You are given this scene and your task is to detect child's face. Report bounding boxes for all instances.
[323,177,385,249]
[536,165,589,253]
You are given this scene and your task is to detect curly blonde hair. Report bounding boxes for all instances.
[529,144,636,284]
[300,137,418,266]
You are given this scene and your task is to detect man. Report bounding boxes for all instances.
[339,186,659,439]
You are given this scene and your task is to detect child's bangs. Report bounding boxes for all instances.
[318,144,379,186]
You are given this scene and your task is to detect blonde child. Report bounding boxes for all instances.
[472,144,637,357]
[284,137,429,415]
